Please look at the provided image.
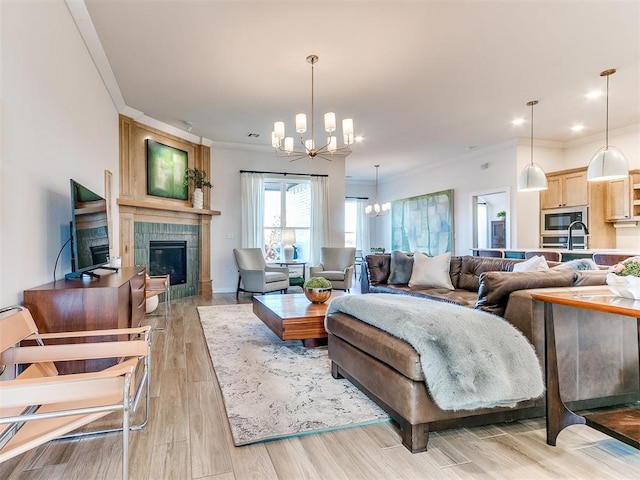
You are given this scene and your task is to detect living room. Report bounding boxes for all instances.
[2,1,640,478]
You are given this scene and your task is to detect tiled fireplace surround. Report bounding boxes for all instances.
[134,222,199,299]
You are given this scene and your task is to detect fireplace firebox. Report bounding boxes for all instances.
[149,240,187,286]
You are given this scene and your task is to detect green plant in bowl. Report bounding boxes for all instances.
[304,277,332,289]
[303,277,332,303]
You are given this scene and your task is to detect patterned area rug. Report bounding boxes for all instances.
[197,304,390,446]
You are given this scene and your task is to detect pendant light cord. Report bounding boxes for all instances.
[526,100,538,167]
[605,73,609,149]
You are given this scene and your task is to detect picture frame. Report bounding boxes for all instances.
[146,139,188,200]
[391,189,454,255]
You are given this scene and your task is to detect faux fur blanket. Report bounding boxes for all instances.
[327,294,544,411]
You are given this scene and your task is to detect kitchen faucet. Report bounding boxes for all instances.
[567,221,589,250]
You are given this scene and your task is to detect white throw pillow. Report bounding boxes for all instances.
[513,255,549,272]
[408,251,454,290]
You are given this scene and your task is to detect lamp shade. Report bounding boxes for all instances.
[282,228,296,245]
[517,163,548,192]
[587,146,628,182]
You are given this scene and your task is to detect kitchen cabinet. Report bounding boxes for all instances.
[540,169,588,209]
[605,170,640,222]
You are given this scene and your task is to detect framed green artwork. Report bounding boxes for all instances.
[146,139,188,200]
[391,189,454,255]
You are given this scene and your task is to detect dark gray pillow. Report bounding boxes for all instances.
[388,250,413,284]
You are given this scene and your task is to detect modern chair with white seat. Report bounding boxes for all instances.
[309,247,356,291]
[0,305,151,480]
[233,248,290,298]
[145,274,170,330]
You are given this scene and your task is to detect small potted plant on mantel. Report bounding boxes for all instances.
[184,168,213,209]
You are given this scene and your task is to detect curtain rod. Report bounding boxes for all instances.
[346,196,369,200]
[240,169,328,178]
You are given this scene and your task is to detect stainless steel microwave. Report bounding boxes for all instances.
[540,206,588,236]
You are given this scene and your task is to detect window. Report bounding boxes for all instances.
[344,199,357,248]
[344,198,369,254]
[263,178,311,261]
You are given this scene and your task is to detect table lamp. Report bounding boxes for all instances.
[282,229,296,262]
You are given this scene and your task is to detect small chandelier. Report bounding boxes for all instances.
[272,55,354,162]
[587,68,629,182]
[365,165,390,217]
[517,100,548,192]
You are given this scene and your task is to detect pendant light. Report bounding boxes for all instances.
[587,68,629,182]
[517,100,548,192]
[365,165,390,217]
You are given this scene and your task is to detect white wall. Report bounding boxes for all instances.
[210,146,346,292]
[374,142,518,255]
[0,1,118,305]
[369,126,639,255]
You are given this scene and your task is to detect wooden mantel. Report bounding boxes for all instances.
[118,115,220,295]
[117,198,221,217]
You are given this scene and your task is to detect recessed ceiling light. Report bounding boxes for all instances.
[571,124,585,132]
[585,90,603,100]
[512,118,525,126]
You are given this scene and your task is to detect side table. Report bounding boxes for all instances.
[272,261,307,287]
[531,290,640,449]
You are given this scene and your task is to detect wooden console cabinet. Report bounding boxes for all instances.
[23,266,146,374]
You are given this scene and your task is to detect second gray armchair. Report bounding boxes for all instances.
[233,248,290,298]
[309,247,356,291]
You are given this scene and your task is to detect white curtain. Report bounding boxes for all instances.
[310,176,330,266]
[356,198,370,254]
[240,172,265,248]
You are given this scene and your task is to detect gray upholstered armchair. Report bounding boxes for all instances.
[309,247,356,291]
[233,248,290,298]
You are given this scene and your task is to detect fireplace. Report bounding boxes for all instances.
[149,240,187,286]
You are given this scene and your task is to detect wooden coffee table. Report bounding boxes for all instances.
[252,291,346,347]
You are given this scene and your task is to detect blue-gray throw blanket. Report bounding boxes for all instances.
[327,294,544,411]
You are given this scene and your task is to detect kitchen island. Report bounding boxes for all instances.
[471,248,638,263]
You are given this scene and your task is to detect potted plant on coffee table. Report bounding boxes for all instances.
[184,168,213,209]
[303,277,333,304]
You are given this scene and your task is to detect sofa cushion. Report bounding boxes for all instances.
[408,252,454,290]
[369,284,478,308]
[475,270,576,316]
[458,256,522,292]
[326,311,425,382]
[572,270,608,286]
[388,250,414,284]
[366,254,391,285]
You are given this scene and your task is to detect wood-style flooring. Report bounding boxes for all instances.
[2,291,640,479]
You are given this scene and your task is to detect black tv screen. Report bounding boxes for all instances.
[66,179,110,279]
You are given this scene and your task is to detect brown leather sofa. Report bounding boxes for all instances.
[326,254,638,452]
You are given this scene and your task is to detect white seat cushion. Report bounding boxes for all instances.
[265,271,288,283]
[319,270,346,281]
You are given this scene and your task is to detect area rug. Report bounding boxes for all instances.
[197,304,390,446]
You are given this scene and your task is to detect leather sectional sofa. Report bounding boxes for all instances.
[325,253,639,452]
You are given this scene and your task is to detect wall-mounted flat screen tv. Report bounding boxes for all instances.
[65,179,111,279]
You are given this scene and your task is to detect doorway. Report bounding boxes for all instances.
[471,190,509,249]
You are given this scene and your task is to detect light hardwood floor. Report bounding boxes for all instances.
[2,291,640,480]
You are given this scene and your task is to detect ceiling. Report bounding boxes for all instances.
[83,1,640,182]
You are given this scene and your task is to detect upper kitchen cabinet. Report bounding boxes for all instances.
[605,170,640,222]
[540,169,588,209]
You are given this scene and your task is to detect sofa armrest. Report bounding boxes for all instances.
[476,270,575,317]
[309,265,324,276]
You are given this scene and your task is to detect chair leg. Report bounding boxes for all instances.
[236,276,242,299]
